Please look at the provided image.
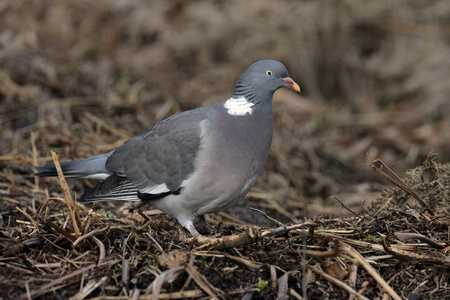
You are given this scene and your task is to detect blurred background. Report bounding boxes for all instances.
[1,0,449,220]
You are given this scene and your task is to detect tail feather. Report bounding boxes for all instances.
[81,174,139,201]
[34,152,113,180]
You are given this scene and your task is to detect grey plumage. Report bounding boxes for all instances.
[36,152,113,179]
[35,60,300,235]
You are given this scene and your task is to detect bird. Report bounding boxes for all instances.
[35,60,300,236]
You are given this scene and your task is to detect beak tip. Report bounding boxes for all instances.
[281,77,301,93]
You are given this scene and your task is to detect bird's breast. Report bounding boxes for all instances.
[179,109,273,214]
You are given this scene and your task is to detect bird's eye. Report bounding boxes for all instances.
[266,70,273,77]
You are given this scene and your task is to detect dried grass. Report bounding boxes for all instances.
[1,153,449,298]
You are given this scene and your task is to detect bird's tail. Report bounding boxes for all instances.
[34,152,113,180]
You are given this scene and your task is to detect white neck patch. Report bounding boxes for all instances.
[224,96,255,116]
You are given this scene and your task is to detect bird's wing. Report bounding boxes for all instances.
[81,174,140,201]
[105,108,209,198]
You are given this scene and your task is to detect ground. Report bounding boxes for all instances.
[1,1,449,299]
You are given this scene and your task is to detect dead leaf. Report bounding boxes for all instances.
[158,250,188,269]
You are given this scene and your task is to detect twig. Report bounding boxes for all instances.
[249,207,285,226]
[340,242,402,300]
[87,290,203,300]
[31,132,39,189]
[348,264,358,300]
[373,196,394,217]
[332,195,359,217]
[146,233,165,253]
[190,226,259,250]
[41,218,91,250]
[73,225,110,247]
[122,233,132,286]
[261,222,316,238]
[394,232,446,249]
[224,254,263,270]
[15,206,38,230]
[51,151,83,236]
[277,272,289,300]
[289,288,303,300]
[83,111,133,140]
[145,267,185,298]
[371,158,434,215]
[69,276,108,300]
[289,243,341,258]
[136,211,159,232]
[92,236,106,266]
[185,265,224,300]
[308,264,370,300]
[382,235,450,268]
[270,265,277,289]
[18,263,97,300]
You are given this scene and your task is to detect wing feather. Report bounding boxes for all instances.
[81,174,139,201]
[105,108,209,196]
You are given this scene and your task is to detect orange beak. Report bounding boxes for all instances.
[281,77,301,93]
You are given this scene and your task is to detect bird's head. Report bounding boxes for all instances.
[225,60,300,116]
[235,60,300,97]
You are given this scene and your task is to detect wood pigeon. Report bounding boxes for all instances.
[35,60,300,236]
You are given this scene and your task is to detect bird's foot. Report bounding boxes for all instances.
[197,215,218,236]
[188,224,201,236]
[185,216,218,236]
